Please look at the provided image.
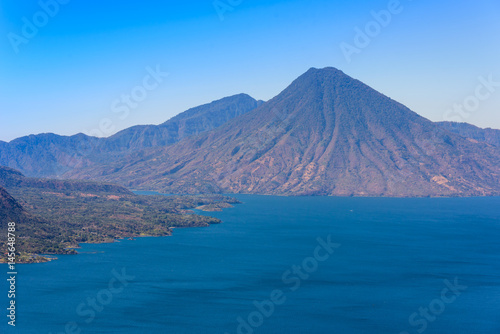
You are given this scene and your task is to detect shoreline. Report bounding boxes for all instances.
[2,202,235,264]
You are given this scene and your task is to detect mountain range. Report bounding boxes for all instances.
[0,94,261,178]
[1,67,500,197]
[436,121,500,147]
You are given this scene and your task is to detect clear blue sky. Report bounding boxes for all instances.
[1,0,499,141]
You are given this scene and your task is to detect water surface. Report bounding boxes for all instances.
[1,195,499,333]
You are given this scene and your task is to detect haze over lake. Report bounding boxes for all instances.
[1,195,499,334]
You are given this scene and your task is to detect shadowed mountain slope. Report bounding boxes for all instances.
[0,185,24,223]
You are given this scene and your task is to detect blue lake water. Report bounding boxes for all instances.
[1,195,500,334]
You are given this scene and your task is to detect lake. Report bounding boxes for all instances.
[1,195,499,333]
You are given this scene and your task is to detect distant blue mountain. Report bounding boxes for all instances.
[0,94,261,177]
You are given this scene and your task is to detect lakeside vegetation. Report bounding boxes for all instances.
[0,182,239,263]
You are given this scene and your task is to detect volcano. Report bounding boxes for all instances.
[64,67,500,197]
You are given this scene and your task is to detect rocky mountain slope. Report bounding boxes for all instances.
[64,68,500,197]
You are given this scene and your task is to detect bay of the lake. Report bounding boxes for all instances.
[1,195,499,333]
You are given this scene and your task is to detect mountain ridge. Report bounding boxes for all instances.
[0,94,261,178]
[436,121,500,147]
